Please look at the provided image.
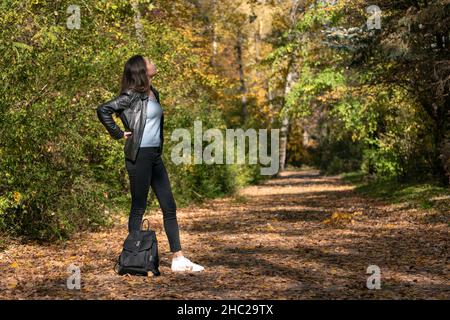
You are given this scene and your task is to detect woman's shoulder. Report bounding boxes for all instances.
[150,86,160,102]
[120,89,147,104]
[120,88,137,96]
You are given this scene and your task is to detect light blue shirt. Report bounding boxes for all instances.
[139,98,162,147]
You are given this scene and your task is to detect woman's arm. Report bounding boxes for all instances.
[96,92,132,140]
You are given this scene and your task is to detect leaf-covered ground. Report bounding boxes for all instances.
[1,169,448,299]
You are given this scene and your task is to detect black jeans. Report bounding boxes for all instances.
[125,146,181,253]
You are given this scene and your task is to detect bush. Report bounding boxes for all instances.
[0,0,263,241]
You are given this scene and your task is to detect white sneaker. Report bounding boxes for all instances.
[171,256,205,272]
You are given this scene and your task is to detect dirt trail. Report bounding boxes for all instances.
[1,169,448,299]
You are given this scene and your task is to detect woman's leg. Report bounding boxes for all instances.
[126,148,153,232]
[140,149,204,272]
[150,152,182,253]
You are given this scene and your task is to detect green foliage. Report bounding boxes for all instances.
[342,171,450,213]
[0,0,263,241]
[285,66,344,118]
[268,0,449,185]
[315,134,363,175]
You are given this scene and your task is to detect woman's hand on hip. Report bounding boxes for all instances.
[124,131,133,139]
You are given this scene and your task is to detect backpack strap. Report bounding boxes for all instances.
[113,256,120,274]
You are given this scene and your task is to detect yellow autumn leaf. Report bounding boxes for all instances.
[266,223,275,231]
[13,191,21,203]
[323,211,355,225]
[7,279,18,289]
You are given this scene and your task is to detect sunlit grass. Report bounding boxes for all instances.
[342,171,450,211]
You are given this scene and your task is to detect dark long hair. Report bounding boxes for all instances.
[120,54,150,94]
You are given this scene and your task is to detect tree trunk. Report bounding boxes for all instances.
[279,117,290,173]
[434,107,450,186]
[279,68,295,173]
[131,0,144,45]
[419,93,449,186]
[278,0,300,174]
[236,29,248,124]
[267,80,274,127]
[211,0,218,67]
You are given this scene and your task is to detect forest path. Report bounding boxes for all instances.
[1,169,448,299]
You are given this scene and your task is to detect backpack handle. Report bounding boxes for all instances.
[141,218,150,231]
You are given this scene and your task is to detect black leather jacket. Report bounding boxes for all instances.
[96,86,164,162]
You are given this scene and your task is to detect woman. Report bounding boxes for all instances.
[97,55,204,272]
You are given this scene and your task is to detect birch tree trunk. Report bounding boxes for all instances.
[131,0,144,45]
[236,29,248,123]
[211,0,218,67]
[279,68,295,173]
[278,0,300,174]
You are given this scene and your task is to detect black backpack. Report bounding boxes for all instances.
[114,219,161,277]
